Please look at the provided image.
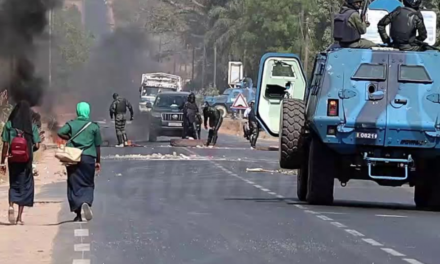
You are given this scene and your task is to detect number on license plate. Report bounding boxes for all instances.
[168,122,182,127]
[356,132,377,139]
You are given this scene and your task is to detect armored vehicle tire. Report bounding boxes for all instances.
[414,183,429,209]
[306,138,335,205]
[297,160,309,201]
[215,105,228,118]
[297,143,309,201]
[414,160,440,211]
[279,99,306,169]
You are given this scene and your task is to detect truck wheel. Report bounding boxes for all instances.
[306,137,335,205]
[215,105,228,118]
[279,99,306,169]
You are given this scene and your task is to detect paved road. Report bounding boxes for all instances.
[49,132,439,264]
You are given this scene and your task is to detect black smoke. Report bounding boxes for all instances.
[0,0,62,106]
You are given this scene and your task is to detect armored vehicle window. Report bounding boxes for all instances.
[352,64,386,81]
[399,65,432,83]
[272,62,295,77]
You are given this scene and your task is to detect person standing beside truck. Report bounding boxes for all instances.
[109,93,134,147]
[247,101,259,149]
[182,93,199,140]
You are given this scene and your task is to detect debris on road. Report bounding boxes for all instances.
[246,168,297,175]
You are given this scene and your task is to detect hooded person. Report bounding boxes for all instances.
[182,93,199,139]
[109,93,134,147]
[58,102,102,222]
[247,101,259,149]
[203,101,223,146]
[0,101,41,225]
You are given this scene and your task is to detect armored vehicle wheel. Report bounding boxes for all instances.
[414,183,429,209]
[297,145,309,201]
[414,160,440,211]
[279,99,306,169]
[306,137,336,205]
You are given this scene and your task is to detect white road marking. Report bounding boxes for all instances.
[184,147,421,263]
[74,243,90,252]
[403,258,424,264]
[73,260,91,264]
[331,222,347,228]
[345,229,365,237]
[316,215,333,221]
[381,248,406,257]
[74,229,89,237]
[362,238,383,246]
[316,211,346,215]
[375,214,407,218]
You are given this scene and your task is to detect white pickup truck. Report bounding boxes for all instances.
[139,73,182,112]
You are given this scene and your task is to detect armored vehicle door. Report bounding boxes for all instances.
[339,51,389,146]
[255,53,307,136]
[385,53,437,148]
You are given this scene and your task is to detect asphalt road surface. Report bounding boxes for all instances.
[46,132,440,264]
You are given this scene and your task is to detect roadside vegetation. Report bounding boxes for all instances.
[110,0,440,93]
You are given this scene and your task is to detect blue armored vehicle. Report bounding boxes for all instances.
[255,0,440,209]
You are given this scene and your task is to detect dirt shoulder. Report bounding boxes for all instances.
[0,146,66,264]
[219,118,277,141]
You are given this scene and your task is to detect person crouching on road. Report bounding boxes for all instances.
[0,101,41,225]
[109,93,134,147]
[58,102,102,222]
[247,101,259,149]
[183,93,199,140]
[203,102,223,147]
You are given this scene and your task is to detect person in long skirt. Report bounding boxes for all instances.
[58,102,102,222]
[0,101,41,225]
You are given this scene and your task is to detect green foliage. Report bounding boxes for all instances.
[123,0,440,87]
[51,6,93,90]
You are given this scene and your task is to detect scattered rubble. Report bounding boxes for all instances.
[246,168,297,175]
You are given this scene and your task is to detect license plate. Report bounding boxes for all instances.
[168,122,182,127]
[356,132,378,139]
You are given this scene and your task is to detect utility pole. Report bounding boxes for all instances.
[201,43,206,89]
[191,46,195,80]
[213,43,217,88]
[304,16,309,74]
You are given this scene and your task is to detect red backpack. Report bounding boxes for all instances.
[9,129,30,163]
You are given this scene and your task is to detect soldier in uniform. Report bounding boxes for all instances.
[109,93,134,147]
[202,102,223,147]
[182,93,199,140]
[247,101,259,149]
[377,0,428,51]
[333,0,377,49]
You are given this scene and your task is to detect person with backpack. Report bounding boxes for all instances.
[0,101,41,225]
[58,102,102,222]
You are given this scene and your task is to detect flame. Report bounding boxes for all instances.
[56,137,66,147]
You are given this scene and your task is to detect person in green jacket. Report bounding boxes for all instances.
[58,102,102,222]
[0,101,41,225]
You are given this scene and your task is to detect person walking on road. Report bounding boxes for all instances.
[0,101,41,225]
[182,93,199,140]
[246,101,259,149]
[58,102,102,222]
[109,93,133,147]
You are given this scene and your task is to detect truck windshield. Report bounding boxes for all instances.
[141,87,176,96]
[154,95,186,108]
